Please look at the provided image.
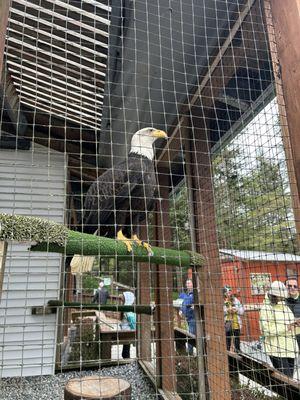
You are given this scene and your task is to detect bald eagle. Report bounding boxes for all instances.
[82,127,167,255]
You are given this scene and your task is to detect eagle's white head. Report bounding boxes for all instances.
[130,127,168,160]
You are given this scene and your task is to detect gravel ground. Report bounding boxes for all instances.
[0,363,158,400]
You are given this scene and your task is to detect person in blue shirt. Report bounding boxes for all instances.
[180,279,196,355]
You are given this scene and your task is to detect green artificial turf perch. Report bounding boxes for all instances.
[0,213,68,245]
[47,300,154,315]
[0,213,205,268]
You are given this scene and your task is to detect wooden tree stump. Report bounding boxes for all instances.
[64,376,132,400]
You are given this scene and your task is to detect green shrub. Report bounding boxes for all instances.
[82,274,99,292]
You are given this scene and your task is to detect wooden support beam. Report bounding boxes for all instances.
[192,265,207,400]
[68,157,101,181]
[264,0,300,245]
[24,109,98,143]
[188,113,231,400]
[183,118,208,400]
[20,128,97,161]
[154,172,177,394]
[137,226,152,362]
[157,129,187,169]
[68,167,97,183]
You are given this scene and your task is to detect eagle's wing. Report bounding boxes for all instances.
[145,187,158,213]
[82,160,144,230]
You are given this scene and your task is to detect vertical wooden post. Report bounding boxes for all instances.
[189,113,231,400]
[154,170,177,395]
[184,119,208,400]
[137,226,152,362]
[0,1,10,82]
[191,265,207,400]
[264,0,300,244]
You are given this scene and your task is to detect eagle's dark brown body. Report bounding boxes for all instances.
[82,153,157,237]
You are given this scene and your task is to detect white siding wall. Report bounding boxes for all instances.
[0,145,66,377]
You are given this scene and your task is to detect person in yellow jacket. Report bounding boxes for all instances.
[223,286,244,353]
[259,280,299,378]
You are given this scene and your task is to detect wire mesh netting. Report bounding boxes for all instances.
[0,1,299,400]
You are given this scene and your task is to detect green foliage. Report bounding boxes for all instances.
[82,274,99,292]
[117,260,136,287]
[213,145,299,253]
[167,129,298,255]
[169,187,192,251]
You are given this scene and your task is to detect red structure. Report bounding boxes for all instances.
[220,249,300,341]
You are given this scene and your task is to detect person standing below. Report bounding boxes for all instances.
[181,279,196,355]
[92,280,109,305]
[259,280,299,378]
[286,277,300,351]
[120,291,136,359]
[223,286,244,353]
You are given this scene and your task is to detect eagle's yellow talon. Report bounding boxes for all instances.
[142,241,153,256]
[117,230,133,253]
[132,234,142,246]
[132,234,153,256]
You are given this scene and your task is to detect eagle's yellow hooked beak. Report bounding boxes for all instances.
[151,130,168,139]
